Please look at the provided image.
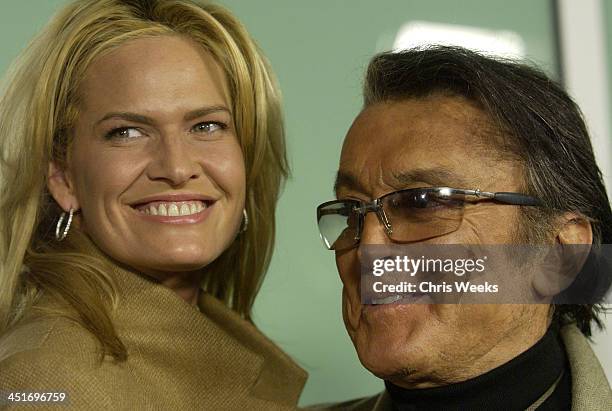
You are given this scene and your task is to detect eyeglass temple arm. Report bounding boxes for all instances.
[318,208,339,217]
[469,189,540,206]
[494,192,540,206]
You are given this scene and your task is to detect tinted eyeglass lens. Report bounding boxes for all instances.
[317,201,360,250]
[382,189,465,241]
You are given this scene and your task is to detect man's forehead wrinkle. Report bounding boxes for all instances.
[377,163,397,193]
[334,170,362,195]
[334,164,377,195]
[392,167,470,188]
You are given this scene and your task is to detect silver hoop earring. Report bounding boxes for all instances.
[241,208,249,233]
[55,208,74,241]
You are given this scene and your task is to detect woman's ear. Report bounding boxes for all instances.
[47,161,80,211]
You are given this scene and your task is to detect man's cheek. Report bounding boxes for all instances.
[335,251,360,290]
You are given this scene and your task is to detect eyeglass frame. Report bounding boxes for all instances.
[316,187,541,250]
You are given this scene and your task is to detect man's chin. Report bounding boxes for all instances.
[351,324,429,382]
[357,347,422,383]
[357,343,448,388]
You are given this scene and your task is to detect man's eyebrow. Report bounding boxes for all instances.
[334,167,469,196]
[393,167,470,188]
[95,105,231,127]
[334,171,366,195]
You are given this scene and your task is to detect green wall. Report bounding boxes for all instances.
[0,1,558,406]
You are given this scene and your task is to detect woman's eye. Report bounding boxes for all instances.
[192,121,226,134]
[105,127,143,140]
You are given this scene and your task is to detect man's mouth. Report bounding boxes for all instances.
[369,292,428,305]
[370,295,403,305]
[132,200,213,216]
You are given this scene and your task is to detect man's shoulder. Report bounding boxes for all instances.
[561,324,612,410]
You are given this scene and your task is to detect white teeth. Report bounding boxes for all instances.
[370,295,402,305]
[138,201,208,216]
[168,204,180,216]
[179,204,191,216]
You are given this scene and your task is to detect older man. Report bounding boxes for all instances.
[314,47,612,410]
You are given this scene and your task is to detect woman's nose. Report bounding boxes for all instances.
[147,133,201,186]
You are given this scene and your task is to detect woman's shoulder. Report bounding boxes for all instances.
[0,314,98,362]
[0,314,112,388]
[0,314,132,407]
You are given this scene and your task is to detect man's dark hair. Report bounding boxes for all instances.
[363,45,612,336]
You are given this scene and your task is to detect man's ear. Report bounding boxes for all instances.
[532,213,593,299]
[556,212,593,245]
[47,161,80,212]
[555,213,592,278]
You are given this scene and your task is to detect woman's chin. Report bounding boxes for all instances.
[148,257,216,273]
[128,241,228,268]
[123,251,221,276]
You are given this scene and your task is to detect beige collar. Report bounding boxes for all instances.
[84,239,307,406]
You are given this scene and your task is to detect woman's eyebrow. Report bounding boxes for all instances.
[96,112,155,126]
[183,105,232,122]
[95,105,232,126]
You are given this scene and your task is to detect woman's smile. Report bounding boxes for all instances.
[131,199,215,224]
[128,192,217,224]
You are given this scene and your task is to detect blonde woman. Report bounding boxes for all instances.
[0,0,305,409]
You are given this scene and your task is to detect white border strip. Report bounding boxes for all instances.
[557,0,611,382]
[557,0,611,192]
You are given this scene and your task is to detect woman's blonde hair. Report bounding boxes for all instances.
[0,0,288,361]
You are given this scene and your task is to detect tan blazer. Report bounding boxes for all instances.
[309,325,612,411]
[0,255,306,410]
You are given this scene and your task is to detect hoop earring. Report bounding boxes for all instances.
[241,208,249,233]
[55,208,74,241]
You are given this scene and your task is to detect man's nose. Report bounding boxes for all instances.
[147,133,201,186]
[361,212,391,245]
[357,212,391,261]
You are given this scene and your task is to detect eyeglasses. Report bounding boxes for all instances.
[316,187,540,250]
